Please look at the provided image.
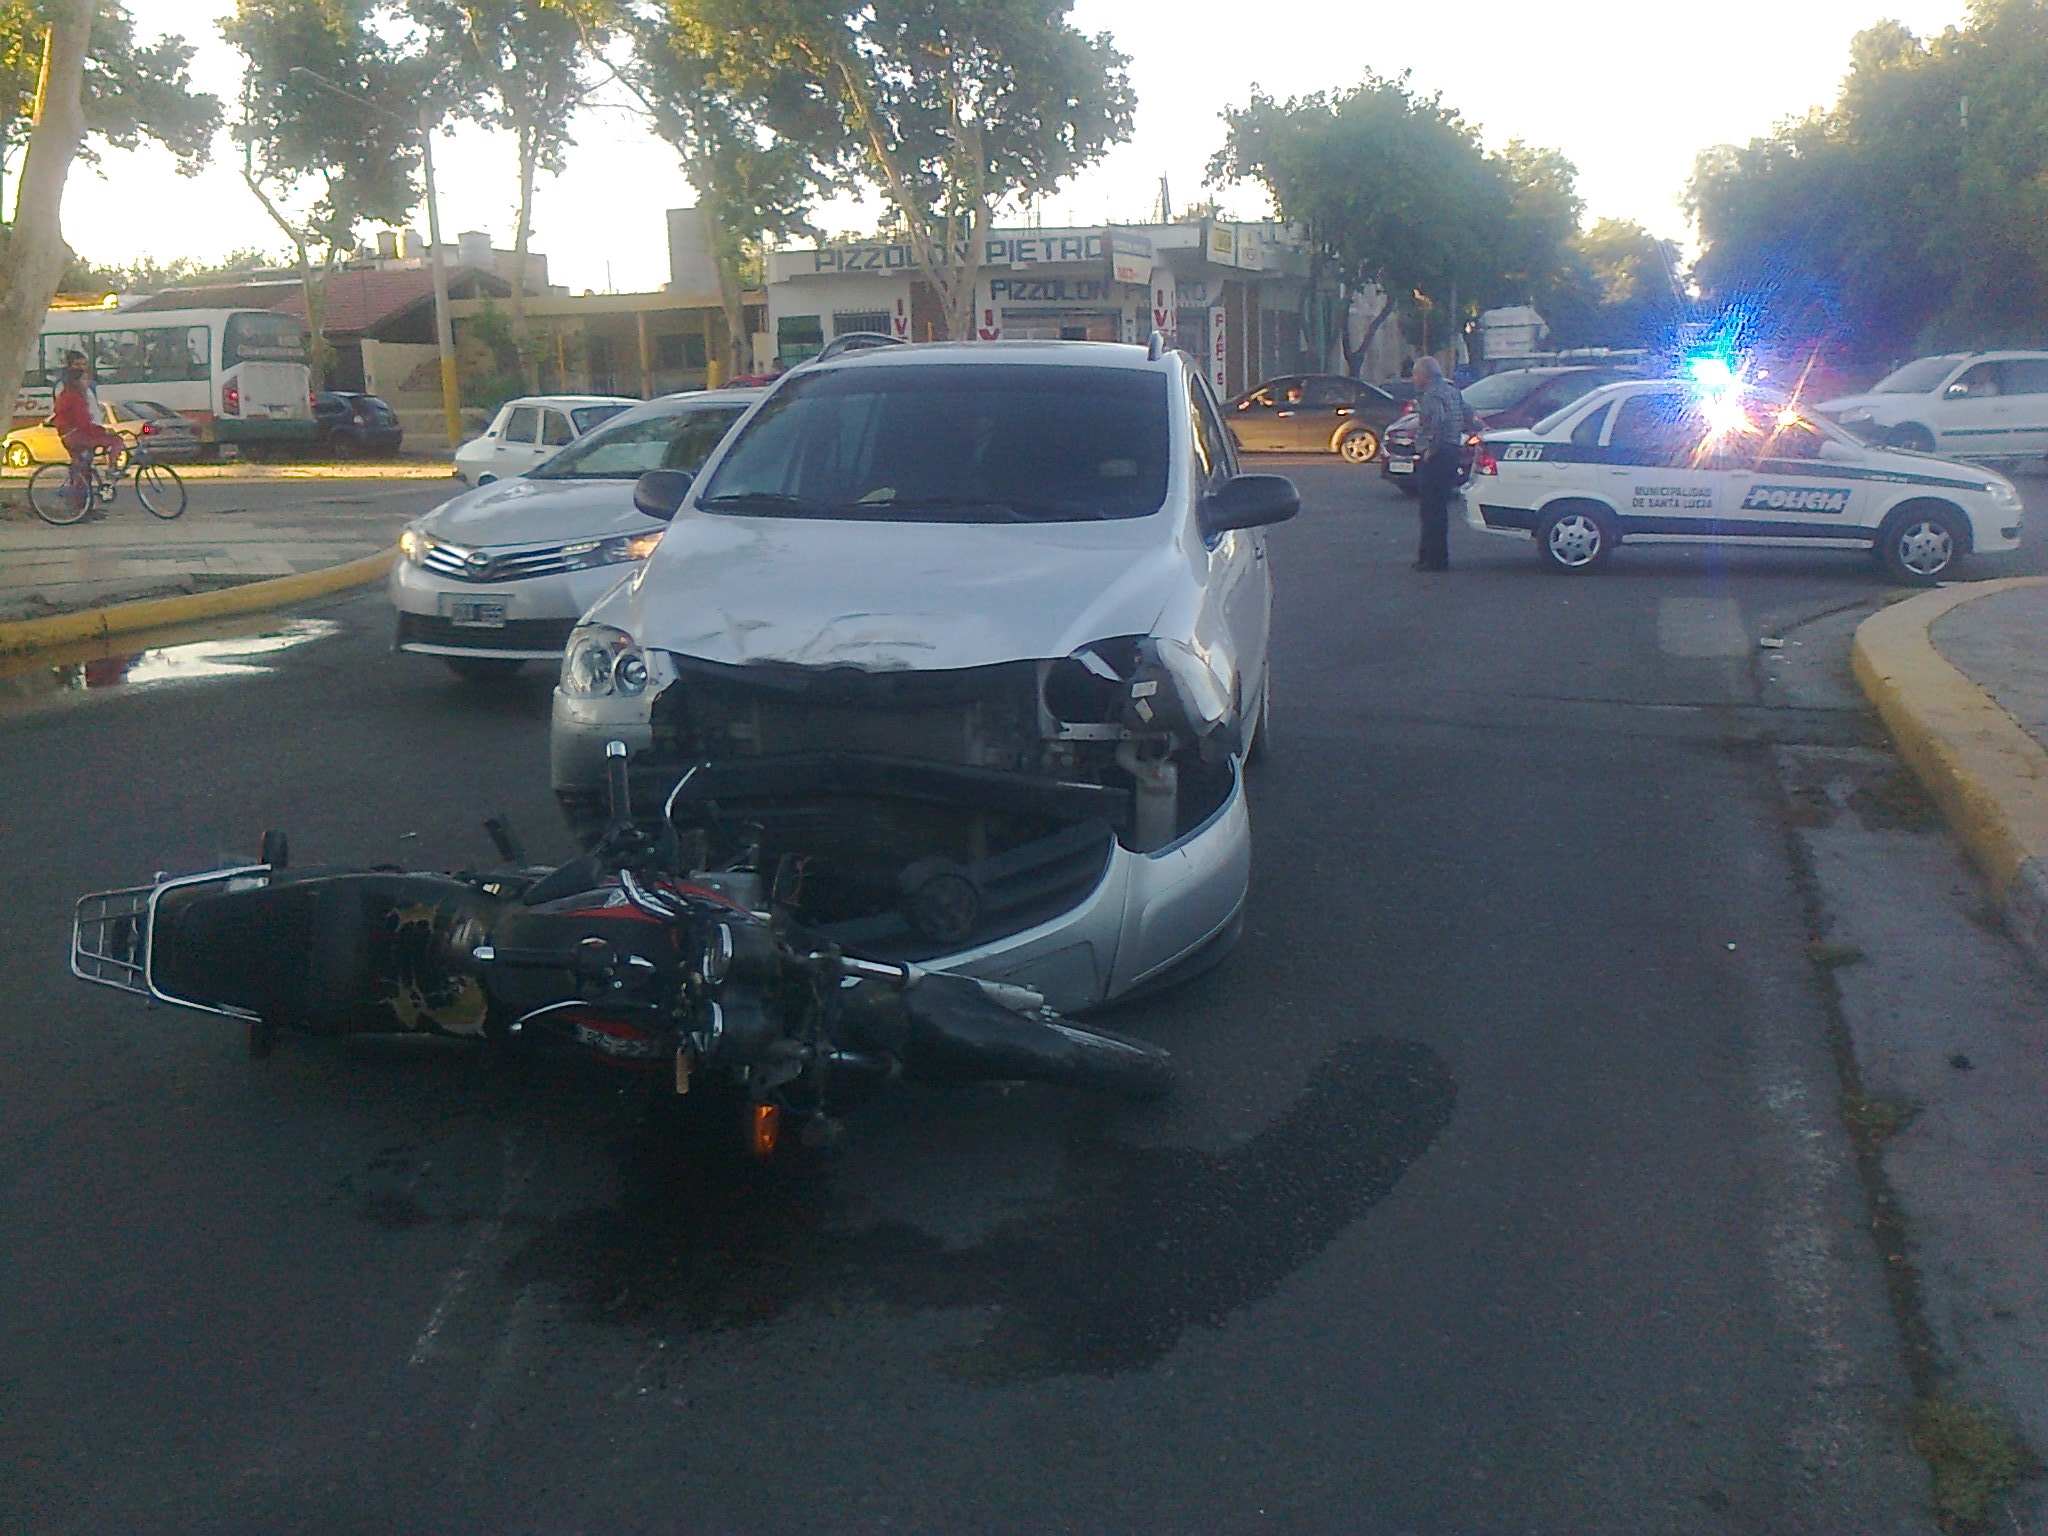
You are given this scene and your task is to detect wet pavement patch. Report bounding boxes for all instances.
[0,618,340,708]
[503,1037,1456,1380]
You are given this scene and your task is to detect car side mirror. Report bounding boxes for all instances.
[633,468,693,522]
[1946,382,1970,399]
[1200,473,1300,535]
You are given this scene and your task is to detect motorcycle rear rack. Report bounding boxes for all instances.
[71,864,273,1020]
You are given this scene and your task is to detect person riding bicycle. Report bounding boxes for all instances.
[53,353,124,515]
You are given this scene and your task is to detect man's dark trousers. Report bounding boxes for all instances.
[1416,449,1455,569]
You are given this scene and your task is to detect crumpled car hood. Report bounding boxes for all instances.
[615,509,1194,670]
[421,476,655,546]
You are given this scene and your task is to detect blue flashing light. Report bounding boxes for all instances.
[1686,354,1737,391]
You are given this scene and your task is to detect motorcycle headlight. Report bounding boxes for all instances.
[557,531,664,571]
[561,623,647,699]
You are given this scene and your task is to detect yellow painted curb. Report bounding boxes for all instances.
[0,547,397,657]
[1850,577,2048,894]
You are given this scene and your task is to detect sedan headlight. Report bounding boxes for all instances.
[1986,480,2021,506]
[558,531,664,570]
[561,623,650,699]
[399,526,428,564]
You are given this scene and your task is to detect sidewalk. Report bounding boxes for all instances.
[0,471,451,623]
[1853,577,2048,975]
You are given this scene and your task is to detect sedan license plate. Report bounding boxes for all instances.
[444,597,507,629]
[1387,459,1414,475]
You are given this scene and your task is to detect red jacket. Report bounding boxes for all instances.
[52,382,97,437]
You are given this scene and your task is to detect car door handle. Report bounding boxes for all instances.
[1334,407,1354,417]
[1276,410,1297,418]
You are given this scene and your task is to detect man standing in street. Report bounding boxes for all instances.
[1411,355,1467,572]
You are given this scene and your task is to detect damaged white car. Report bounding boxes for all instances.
[549,340,1297,1014]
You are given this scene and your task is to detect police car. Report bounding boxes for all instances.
[1461,378,2025,584]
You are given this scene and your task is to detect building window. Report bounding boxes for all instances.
[655,332,707,370]
[777,315,824,365]
[831,310,891,338]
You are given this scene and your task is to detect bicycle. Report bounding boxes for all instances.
[27,441,186,526]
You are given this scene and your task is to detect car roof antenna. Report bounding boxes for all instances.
[1147,329,1166,361]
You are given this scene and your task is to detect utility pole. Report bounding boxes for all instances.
[418,106,462,450]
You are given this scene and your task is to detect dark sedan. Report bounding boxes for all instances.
[1226,374,1403,463]
[314,392,404,457]
[1381,366,1640,489]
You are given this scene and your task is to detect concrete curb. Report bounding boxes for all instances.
[1851,576,2048,973]
[0,547,396,658]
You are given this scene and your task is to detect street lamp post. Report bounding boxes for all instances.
[286,68,463,450]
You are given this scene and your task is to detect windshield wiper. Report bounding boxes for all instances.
[699,491,830,515]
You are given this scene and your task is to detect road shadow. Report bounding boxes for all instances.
[498,1035,1456,1380]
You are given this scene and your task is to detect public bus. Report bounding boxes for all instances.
[16,304,316,454]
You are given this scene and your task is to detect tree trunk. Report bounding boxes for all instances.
[702,197,748,378]
[0,3,94,425]
[1344,287,1397,379]
[240,167,328,392]
[512,116,536,388]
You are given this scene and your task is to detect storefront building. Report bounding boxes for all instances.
[761,220,1327,398]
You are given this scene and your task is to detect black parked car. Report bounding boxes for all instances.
[1225,374,1404,463]
[314,392,404,457]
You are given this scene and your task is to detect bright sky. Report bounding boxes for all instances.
[52,0,1969,295]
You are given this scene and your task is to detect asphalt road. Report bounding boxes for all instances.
[5,463,2042,1532]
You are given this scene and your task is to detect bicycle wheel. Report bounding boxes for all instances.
[135,461,187,519]
[26,463,90,526]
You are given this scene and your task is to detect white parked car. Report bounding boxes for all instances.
[1464,377,2024,584]
[394,390,760,679]
[549,340,1298,1014]
[1814,351,2048,460]
[452,394,637,485]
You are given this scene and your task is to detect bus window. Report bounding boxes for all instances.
[186,327,210,376]
[223,313,307,366]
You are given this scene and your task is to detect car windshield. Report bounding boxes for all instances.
[697,364,1171,523]
[530,403,749,480]
[1462,372,1555,412]
[571,403,631,432]
[1870,357,1962,394]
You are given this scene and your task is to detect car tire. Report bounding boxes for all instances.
[3,441,30,469]
[1875,501,1967,586]
[1535,502,1616,573]
[1890,423,1937,454]
[444,657,525,684]
[476,473,497,486]
[1338,427,1380,464]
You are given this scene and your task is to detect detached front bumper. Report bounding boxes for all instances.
[390,558,633,661]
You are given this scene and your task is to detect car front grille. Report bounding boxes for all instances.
[420,542,603,583]
[395,612,576,652]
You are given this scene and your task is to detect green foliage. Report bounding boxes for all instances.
[421,0,597,180]
[0,0,219,169]
[1539,218,1687,350]
[222,0,429,259]
[1689,0,2048,359]
[660,0,1135,337]
[1213,74,1568,368]
[62,245,282,291]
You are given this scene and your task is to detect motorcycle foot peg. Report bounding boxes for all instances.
[247,1018,277,1059]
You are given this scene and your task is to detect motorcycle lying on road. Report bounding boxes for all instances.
[70,741,1171,1155]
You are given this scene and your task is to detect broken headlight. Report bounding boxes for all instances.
[561,623,650,699]
[1043,636,1236,739]
[1151,637,1234,733]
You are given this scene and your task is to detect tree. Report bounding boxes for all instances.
[669,0,1136,341]
[421,0,604,376]
[1211,75,1519,375]
[2,1,218,179]
[221,0,428,389]
[1689,0,2048,360]
[1535,218,1688,352]
[0,0,90,420]
[622,3,835,374]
